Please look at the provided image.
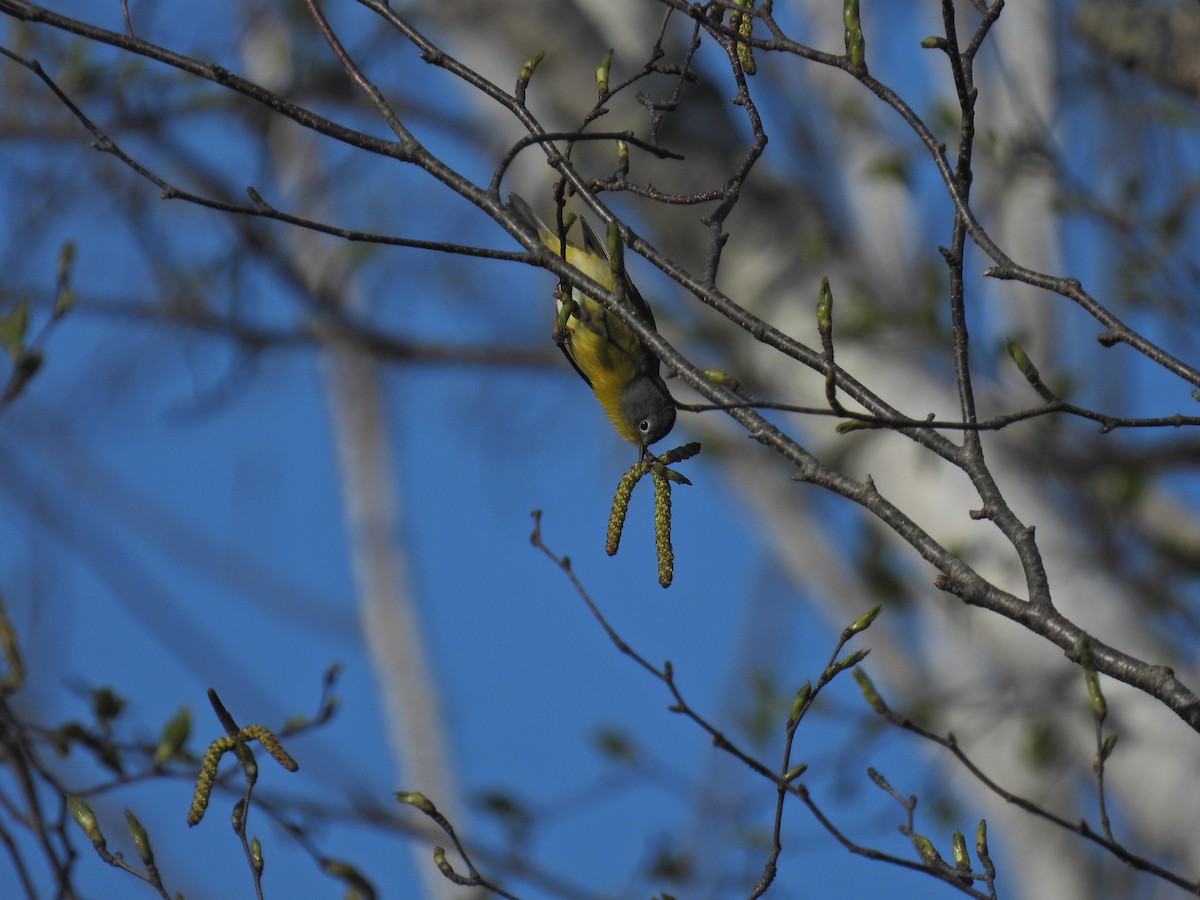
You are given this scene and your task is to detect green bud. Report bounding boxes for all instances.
[234,742,258,783]
[1076,637,1106,722]
[322,858,353,878]
[852,668,887,714]
[606,218,623,276]
[154,706,191,766]
[1087,675,1106,721]
[125,808,154,866]
[911,832,943,866]
[827,647,870,678]
[56,241,76,278]
[395,791,436,815]
[816,276,833,334]
[231,798,247,833]
[596,49,613,95]
[318,695,340,723]
[661,466,692,486]
[321,859,375,897]
[249,836,264,875]
[321,859,345,876]
[433,846,454,877]
[1005,338,1041,383]
[783,762,807,782]
[787,681,812,726]
[53,288,74,319]
[845,603,882,637]
[843,0,867,72]
[1100,732,1119,762]
[0,298,29,360]
[515,51,545,100]
[951,830,969,871]
[67,795,97,831]
[67,796,106,850]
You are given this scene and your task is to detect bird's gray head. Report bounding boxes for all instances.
[620,375,677,452]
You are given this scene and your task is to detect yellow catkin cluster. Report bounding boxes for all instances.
[188,726,298,826]
[606,443,701,584]
[606,460,652,555]
[242,723,299,771]
[730,0,757,75]
[652,466,674,588]
[662,442,702,467]
[187,736,232,825]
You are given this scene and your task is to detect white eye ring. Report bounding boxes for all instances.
[639,419,651,433]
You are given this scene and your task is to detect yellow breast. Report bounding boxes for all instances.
[558,246,648,442]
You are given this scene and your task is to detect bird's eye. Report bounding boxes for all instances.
[639,418,651,433]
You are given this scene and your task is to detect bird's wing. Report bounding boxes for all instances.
[577,214,660,332]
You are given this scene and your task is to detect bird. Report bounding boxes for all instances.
[509,192,677,456]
